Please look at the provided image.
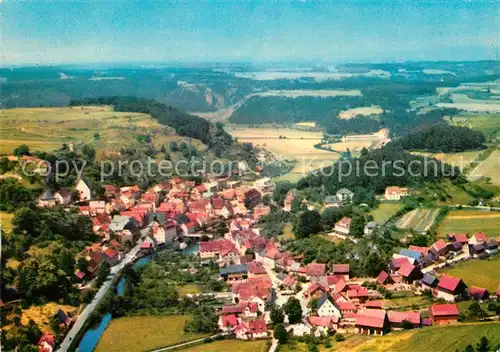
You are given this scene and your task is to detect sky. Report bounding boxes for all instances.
[2,0,499,66]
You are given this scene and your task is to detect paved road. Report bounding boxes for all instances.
[57,235,147,352]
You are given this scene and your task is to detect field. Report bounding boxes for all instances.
[21,303,79,333]
[469,150,500,185]
[447,113,500,139]
[369,203,404,225]
[253,89,362,98]
[338,106,383,119]
[228,127,340,177]
[411,150,482,170]
[182,339,269,352]
[0,211,14,233]
[351,322,500,352]
[95,315,209,352]
[440,256,500,292]
[0,106,190,157]
[436,210,500,238]
[395,208,440,233]
[177,284,202,296]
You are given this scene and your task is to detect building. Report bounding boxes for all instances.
[336,188,354,205]
[421,273,439,290]
[75,179,92,201]
[220,264,249,282]
[54,189,72,205]
[306,263,326,277]
[244,188,262,208]
[253,204,271,221]
[235,319,268,340]
[355,309,389,335]
[316,293,342,320]
[218,314,238,333]
[38,190,56,207]
[324,195,342,208]
[334,217,352,235]
[469,286,489,301]
[397,262,422,284]
[430,304,459,325]
[333,264,350,280]
[384,186,409,201]
[388,311,421,330]
[364,221,378,235]
[307,316,338,336]
[435,275,467,302]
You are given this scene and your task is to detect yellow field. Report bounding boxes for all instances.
[228,127,340,176]
[96,315,209,352]
[469,150,500,185]
[21,303,79,333]
[338,105,383,119]
[437,210,500,238]
[0,106,183,157]
[177,284,202,296]
[183,339,269,352]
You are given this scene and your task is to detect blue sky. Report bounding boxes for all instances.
[2,0,499,65]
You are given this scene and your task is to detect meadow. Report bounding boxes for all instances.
[411,150,482,170]
[95,315,209,352]
[227,126,340,177]
[468,150,500,185]
[395,208,440,233]
[440,256,500,292]
[0,106,196,158]
[447,112,500,139]
[182,339,269,352]
[369,203,404,225]
[338,106,383,119]
[436,210,500,238]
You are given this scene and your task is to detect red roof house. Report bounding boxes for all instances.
[355,309,389,335]
[469,286,489,301]
[430,304,459,325]
[306,263,326,277]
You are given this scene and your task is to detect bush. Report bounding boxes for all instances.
[335,333,345,342]
[203,338,213,344]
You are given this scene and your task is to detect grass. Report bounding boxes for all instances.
[369,203,404,225]
[395,208,440,233]
[437,210,500,238]
[0,106,187,158]
[384,295,432,310]
[21,303,79,333]
[447,112,500,138]
[468,150,500,186]
[95,315,209,352]
[440,256,500,292]
[182,339,270,352]
[0,211,14,233]
[411,150,482,170]
[177,284,202,296]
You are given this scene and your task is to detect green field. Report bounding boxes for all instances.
[447,113,500,139]
[95,315,209,352]
[182,339,270,352]
[369,203,404,225]
[437,210,500,238]
[395,208,440,233]
[0,106,203,158]
[441,256,500,292]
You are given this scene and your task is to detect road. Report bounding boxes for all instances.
[57,229,149,352]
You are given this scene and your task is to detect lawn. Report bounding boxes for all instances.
[182,339,270,352]
[21,303,79,333]
[177,284,202,296]
[395,208,440,233]
[437,210,500,238]
[384,295,432,310]
[0,211,14,233]
[440,256,500,292]
[96,315,209,352]
[369,203,404,225]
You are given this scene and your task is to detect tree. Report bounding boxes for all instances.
[273,323,288,344]
[270,307,284,325]
[13,144,31,156]
[284,297,303,324]
[409,233,429,247]
[170,141,179,152]
[476,336,490,352]
[350,215,365,238]
[294,210,321,239]
[97,262,111,286]
[81,145,96,161]
[464,345,474,352]
[467,302,487,320]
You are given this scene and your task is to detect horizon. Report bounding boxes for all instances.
[3,0,499,66]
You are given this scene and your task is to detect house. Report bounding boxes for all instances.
[283,192,295,212]
[469,232,488,245]
[399,249,423,265]
[421,273,439,290]
[75,179,92,201]
[354,309,389,335]
[220,204,234,219]
[54,309,72,328]
[218,314,238,333]
[336,188,354,205]
[244,188,262,208]
[54,189,72,205]
[253,204,271,221]
[364,221,378,235]
[449,233,468,245]
[430,304,459,325]
[470,243,486,258]
[103,248,120,266]
[431,239,448,257]
[384,186,409,201]
[397,262,422,284]
[306,263,326,278]
[307,316,338,336]
[435,275,467,301]
[103,184,120,198]
[316,293,342,319]
[235,319,268,340]
[334,217,351,235]
[38,190,56,207]
[220,264,249,282]
[388,311,420,330]
[286,322,313,337]
[324,195,342,208]
[333,264,350,280]
[38,333,55,352]
[199,239,235,260]
[220,246,240,266]
[485,239,498,254]
[469,286,489,301]
[365,301,384,309]
[408,245,435,265]
[377,271,394,286]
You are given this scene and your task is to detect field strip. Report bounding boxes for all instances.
[447,213,500,219]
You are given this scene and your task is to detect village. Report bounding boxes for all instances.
[30,168,500,352]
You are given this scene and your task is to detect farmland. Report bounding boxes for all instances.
[411,150,482,170]
[447,112,500,139]
[20,303,79,333]
[177,284,202,296]
[436,210,500,238]
[468,150,500,185]
[182,339,269,352]
[338,105,383,119]
[253,89,362,98]
[395,208,440,233]
[440,256,500,292]
[0,106,195,158]
[369,203,404,225]
[227,126,340,178]
[95,315,209,352]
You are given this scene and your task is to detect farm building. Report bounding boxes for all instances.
[430,304,459,325]
[435,275,467,302]
[354,309,389,336]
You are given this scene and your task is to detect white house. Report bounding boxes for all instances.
[75,179,92,201]
[334,217,352,235]
[384,186,409,201]
[54,189,72,205]
[316,293,342,320]
[336,188,354,205]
